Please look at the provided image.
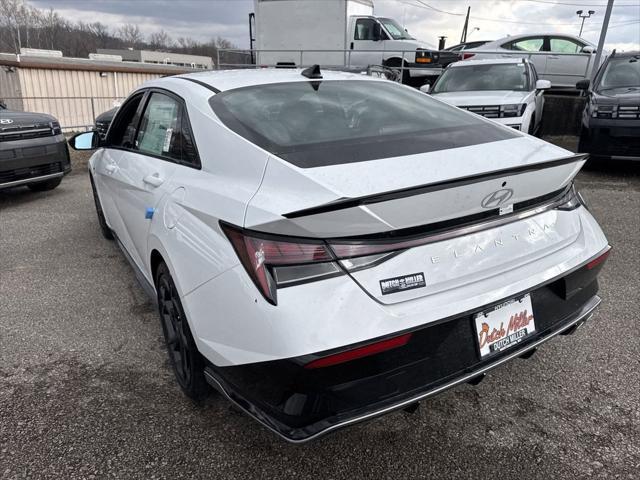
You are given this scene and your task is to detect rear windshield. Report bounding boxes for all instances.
[209,80,517,168]
[433,64,529,93]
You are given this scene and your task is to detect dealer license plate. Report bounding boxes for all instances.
[474,294,536,359]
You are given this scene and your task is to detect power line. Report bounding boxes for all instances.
[401,0,590,25]
[521,0,640,7]
[399,0,639,27]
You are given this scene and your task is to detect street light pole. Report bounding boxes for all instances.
[591,0,615,82]
[576,9,596,37]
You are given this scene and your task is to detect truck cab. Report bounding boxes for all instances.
[253,0,458,83]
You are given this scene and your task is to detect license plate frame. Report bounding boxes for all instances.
[474,294,536,359]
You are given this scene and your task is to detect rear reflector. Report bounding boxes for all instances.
[587,249,610,270]
[304,333,412,369]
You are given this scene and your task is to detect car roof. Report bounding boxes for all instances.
[173,68,383,92]
[448,58,529,67]
[481,33,594,47]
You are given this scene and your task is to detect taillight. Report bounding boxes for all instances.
[221,222,339,305]
[304,333,412,369]
[462,52,475,60]
[587,249,610,270]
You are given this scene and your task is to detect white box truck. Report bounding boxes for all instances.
[253,0,459,82]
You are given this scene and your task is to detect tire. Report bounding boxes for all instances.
[28,177,61,191]
[156,262,210,401]
[89,176,114,240]
[385,58,410,84]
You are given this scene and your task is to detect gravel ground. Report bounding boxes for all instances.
[0,150,638,479]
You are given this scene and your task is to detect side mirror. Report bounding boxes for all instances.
[68,131,100,150]
[420,84,431,93]
[576,79,591,91]
[372,23,382,41]
[536,79,551,90]
[582,45,595,54]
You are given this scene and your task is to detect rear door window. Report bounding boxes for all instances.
[134,92,201,168]
[549,37,584,54]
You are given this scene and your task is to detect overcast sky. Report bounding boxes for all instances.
[30,0,640,51]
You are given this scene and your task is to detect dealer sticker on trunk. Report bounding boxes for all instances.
[379,273,426,295]
[474,294,536,358]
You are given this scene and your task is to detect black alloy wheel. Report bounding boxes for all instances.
[156,262,209,400]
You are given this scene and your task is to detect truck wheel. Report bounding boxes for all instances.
[384,58,410,84]
[28,177,61,191]
[89,176,114,240]
[156,262,210,401]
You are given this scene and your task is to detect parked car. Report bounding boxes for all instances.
[0,103,71,191]
[253,0,460,83]
[464,34,600,88]
[577,51,640,160]
[95,107,118,140]
[69,67,610,443]
[425,58,550,134]
[444,40,492,52]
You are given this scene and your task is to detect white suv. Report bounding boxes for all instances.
[426,58,550,134]
[69,67,609,443]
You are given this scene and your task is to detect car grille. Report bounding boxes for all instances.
[96,121,110,140]
[0,122,61,142]
[617,106,640,120]
[0,162,62,184]
[460,105,501,119]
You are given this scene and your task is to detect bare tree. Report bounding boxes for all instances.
[117,23,142,47]
[0,0,25,52]
[149,29,173,50]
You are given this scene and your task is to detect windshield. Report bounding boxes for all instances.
[209,80,517,168]
[598,57,640,91]
[378,18,415,40]
[433,63,529,93]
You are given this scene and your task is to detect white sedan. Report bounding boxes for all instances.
[69,67,609,443]
[426,58,550,134]
[464,33,599,88]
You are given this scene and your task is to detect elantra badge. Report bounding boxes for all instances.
[380,273,426,295]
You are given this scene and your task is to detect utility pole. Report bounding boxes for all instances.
[591,0,614,82]
[576,9,596,37]
[460,7,470,44]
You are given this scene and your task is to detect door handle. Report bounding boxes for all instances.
[548,55,560,59]
[104,163,118,174]
[143,173,164,188]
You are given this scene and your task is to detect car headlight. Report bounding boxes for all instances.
[500,104,526,118]
[591,104,618,119]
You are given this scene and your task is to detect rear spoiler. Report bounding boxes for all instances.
[284,154,588,219]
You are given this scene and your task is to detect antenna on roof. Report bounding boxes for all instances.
[301,64,323,79]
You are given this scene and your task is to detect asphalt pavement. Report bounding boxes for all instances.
[1,154,638,479]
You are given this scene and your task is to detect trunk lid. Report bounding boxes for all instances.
[245,135,585,238]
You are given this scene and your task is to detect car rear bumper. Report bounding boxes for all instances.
[203,248,609,442]
[0,134,71,189]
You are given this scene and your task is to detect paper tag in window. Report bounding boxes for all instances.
[499,204,514,215]
[162,128,173,152]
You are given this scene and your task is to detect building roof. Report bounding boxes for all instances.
[0,52,199,75]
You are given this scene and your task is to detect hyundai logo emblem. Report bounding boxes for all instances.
[481,188,514,208]
[0,119,14,125]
